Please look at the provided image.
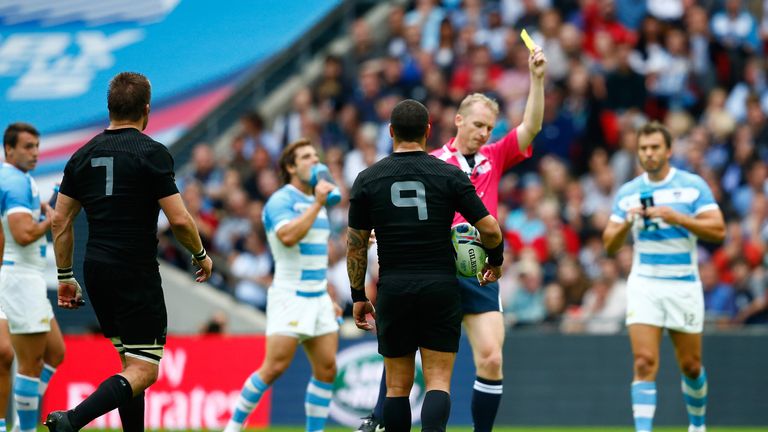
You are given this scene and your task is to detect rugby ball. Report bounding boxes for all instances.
[451,223,487,277]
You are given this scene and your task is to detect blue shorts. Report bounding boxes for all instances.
[457,275,501,314]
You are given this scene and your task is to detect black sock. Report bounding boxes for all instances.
[68,375,133,429]
[471,377,503,432]
[118,391,145,432]
[421,390,451,432]
[373,368,386,420]
[383,396,411,432]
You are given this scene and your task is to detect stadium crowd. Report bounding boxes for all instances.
[159,0,768,332]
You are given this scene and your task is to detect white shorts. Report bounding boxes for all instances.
[625,275,703,333]
[0,267,54,334]
[265,288,339,342]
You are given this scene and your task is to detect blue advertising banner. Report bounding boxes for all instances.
[0,0,341,135]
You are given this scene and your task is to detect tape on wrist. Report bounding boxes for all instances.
[57,267,74,281]
[485,242,504,267]
[351,287,368,303]
[193,248,207,261]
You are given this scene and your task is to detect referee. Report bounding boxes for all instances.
[347,99,504,432]
[45,72,213,432]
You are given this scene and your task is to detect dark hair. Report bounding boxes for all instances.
[3,122,39,156]
[242,111,265,129]
[390,99,429,142]
[278,138,314,184]
[107,72,151,122]
[637,121,672,149]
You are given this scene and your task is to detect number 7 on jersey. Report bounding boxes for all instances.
[91,157,114,196]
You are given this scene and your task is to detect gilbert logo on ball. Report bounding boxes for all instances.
[451,223,487,277]
[330,341,426,426]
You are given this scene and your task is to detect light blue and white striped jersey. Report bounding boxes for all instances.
[610,168,719,282]
[0,162,46,272]
[263,184,329,295]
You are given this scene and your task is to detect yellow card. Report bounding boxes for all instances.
[520,29,536,52]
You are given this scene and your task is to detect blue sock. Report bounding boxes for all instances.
[14,374,40,432]
[225,372,269,431]
[682,368,707,428]
[39,363,56,402]
[631,381,656,432]
[471,377,502,432]
[373,369,386,420]
[305,377,333,432]
[0,418,6,432]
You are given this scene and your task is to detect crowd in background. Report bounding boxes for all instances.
[159,0,768,332]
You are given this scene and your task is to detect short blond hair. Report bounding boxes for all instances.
[457,93,500,117]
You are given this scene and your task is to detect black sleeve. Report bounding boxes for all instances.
[348,174,372,230]
[452,170,490,225]
[58,157,80,201]
[145,147,179,200]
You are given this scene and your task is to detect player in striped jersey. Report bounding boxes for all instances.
[603,122,726,432]
[225,139,342,432]
[1,123,65,432]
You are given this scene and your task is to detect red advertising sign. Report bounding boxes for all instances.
[43,335,269,430]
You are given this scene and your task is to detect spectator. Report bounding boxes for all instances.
[700,263,736,323]
[229,232,272,310]
[507,259,547,326]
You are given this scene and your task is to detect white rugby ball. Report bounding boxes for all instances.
[451,223,487,277]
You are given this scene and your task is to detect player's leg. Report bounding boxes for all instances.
[40,319,65,405]
[459,275,504,432]
[0,318,14,432]
[225,334,300,432]
[45,262,165,432]
[628,324,663,432]
[418,348,456,432]
[383,354,415,432]
[665,282,707,432]
[10,332,47,432]
[375,277,422,432]
[355,282,385,432]
[669,330,706,432]
[416,279,462,432]
[110,340,144,432]
[3,270,53,432]
[303,331,338,432]
[463,312,504,427]
[354,371,386,432]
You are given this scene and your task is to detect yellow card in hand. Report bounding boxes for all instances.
[520,29,536,52]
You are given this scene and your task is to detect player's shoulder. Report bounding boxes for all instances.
[672,168,707,188]
[265,185,295,207]
[616,174,645,197]
[0,163,28,187]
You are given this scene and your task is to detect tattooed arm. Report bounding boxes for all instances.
[347,227,375,330]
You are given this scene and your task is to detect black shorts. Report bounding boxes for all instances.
[375,276,462,357]
[84,260,167,346]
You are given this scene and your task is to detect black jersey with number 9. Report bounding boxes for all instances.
[348,151,490,279]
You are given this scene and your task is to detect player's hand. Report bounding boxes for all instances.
[333,301,344,322]
[192,255,213,282]
[352,300,376,331]
[314,179,336,206]
[625,207,643,226]
[479,263,502,286]
[529,46,547,80]
[41,202,54,223]
[58,278,85,309]
[643,206,680,225]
